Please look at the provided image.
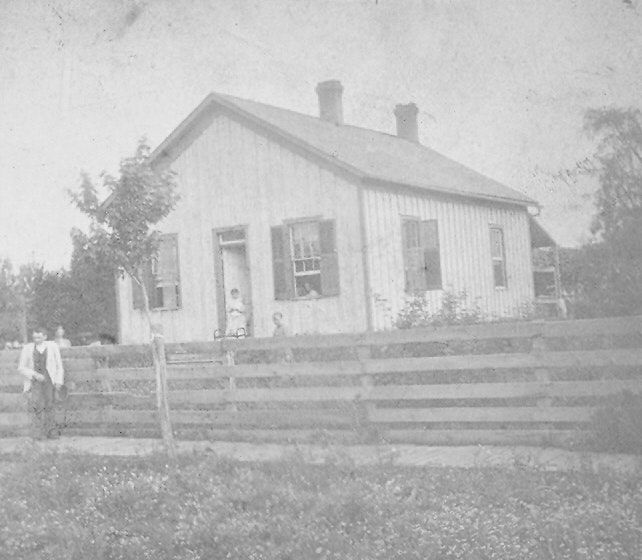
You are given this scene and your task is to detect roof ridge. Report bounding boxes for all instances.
[153,90,536,207]
[215,91,400,138]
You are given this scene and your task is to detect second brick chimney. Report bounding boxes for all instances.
[315,80,344,125]
[394,103,419,142]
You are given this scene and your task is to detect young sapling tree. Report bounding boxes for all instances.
[69,140,179,455]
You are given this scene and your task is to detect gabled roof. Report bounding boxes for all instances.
[151,92,537,208]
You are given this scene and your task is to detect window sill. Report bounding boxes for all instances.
[149,307,182,312]
[284,295,338,302]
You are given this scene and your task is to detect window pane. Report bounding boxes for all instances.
[291,222,320,258]
[153,235,181,308]
[490,228,504,259]
[493,261,506,287]
[158,239,175,273]
[295,274,322,297]
[534,270,556,298]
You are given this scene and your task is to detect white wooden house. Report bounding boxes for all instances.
[116,81,548,343]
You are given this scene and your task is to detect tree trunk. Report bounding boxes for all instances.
[138,278,176,458]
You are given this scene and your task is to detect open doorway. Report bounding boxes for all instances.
[213,227,252,336]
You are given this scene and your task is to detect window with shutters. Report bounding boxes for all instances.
[132,234,181,310]
[270,219,339,300]
[402,217,442,293]
[490,226,507,288]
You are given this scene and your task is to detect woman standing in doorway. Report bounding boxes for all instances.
[225,288,247,337]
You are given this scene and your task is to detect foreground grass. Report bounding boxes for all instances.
[0,450,641,560]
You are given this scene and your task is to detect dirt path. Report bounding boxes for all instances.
[1,436,640,476]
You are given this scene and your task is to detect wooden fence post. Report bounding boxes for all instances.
[151,325,176,457]
[224,342,238,414]
[356,345,375,430]
[531,334,553,408]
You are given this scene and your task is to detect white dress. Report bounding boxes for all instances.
[226,297,247,336]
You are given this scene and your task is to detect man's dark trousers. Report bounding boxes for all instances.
[30,347,56,438]
[29,377,56,438]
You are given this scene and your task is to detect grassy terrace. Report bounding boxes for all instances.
[0,450,641,559]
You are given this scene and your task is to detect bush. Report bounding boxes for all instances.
[585,391,642,454]
[395,291,484,329]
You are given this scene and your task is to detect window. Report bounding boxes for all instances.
[271,219,339,300]
[402,218,442,292]
[490,226,507,288]
[132,234,181,310]
[291,221,322,297]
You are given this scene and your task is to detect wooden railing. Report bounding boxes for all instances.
[1,315,641,446]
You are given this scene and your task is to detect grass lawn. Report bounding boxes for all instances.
[0,450,640,559]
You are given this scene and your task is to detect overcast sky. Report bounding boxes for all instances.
[1,0,641,269]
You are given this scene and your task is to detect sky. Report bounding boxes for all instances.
[1,0,641,269]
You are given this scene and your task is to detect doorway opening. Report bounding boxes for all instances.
[213,227,252,337]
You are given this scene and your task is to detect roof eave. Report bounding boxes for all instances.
[363,177,537,209]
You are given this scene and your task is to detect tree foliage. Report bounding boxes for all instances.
[0,244,118,346]
[562,107,642,318]
[66,232,118,342]
[0,259,46,343]
[584,107,642,240]
[69,141,179,281]
[69,139,179,454]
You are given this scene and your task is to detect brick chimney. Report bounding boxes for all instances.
[315,80,344,125]
[394,103,419,142]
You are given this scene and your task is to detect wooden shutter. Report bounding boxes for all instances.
[402,220,426,292]
[271,225,294,300]
[420,220,442,290]
[319,219,340,296]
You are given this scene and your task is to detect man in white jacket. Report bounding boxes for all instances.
[18,327,65,439]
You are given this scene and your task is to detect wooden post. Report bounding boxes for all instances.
[531,335,553,408]
[224,341,238,414]
[96,353,113,416]
[151,324,176,457]
[356,345,375,428]
[227,363,238,414]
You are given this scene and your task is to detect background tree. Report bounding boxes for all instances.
[66,232,118,344]
[0,258,22,344]
[0,260,46,343]
[69,139,179,454]
[0,250,118,347]
[25,267,73,336]
[561,107,642,317]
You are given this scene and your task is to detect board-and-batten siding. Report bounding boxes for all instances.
[363,187,534,330]
[117,111,367,343]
